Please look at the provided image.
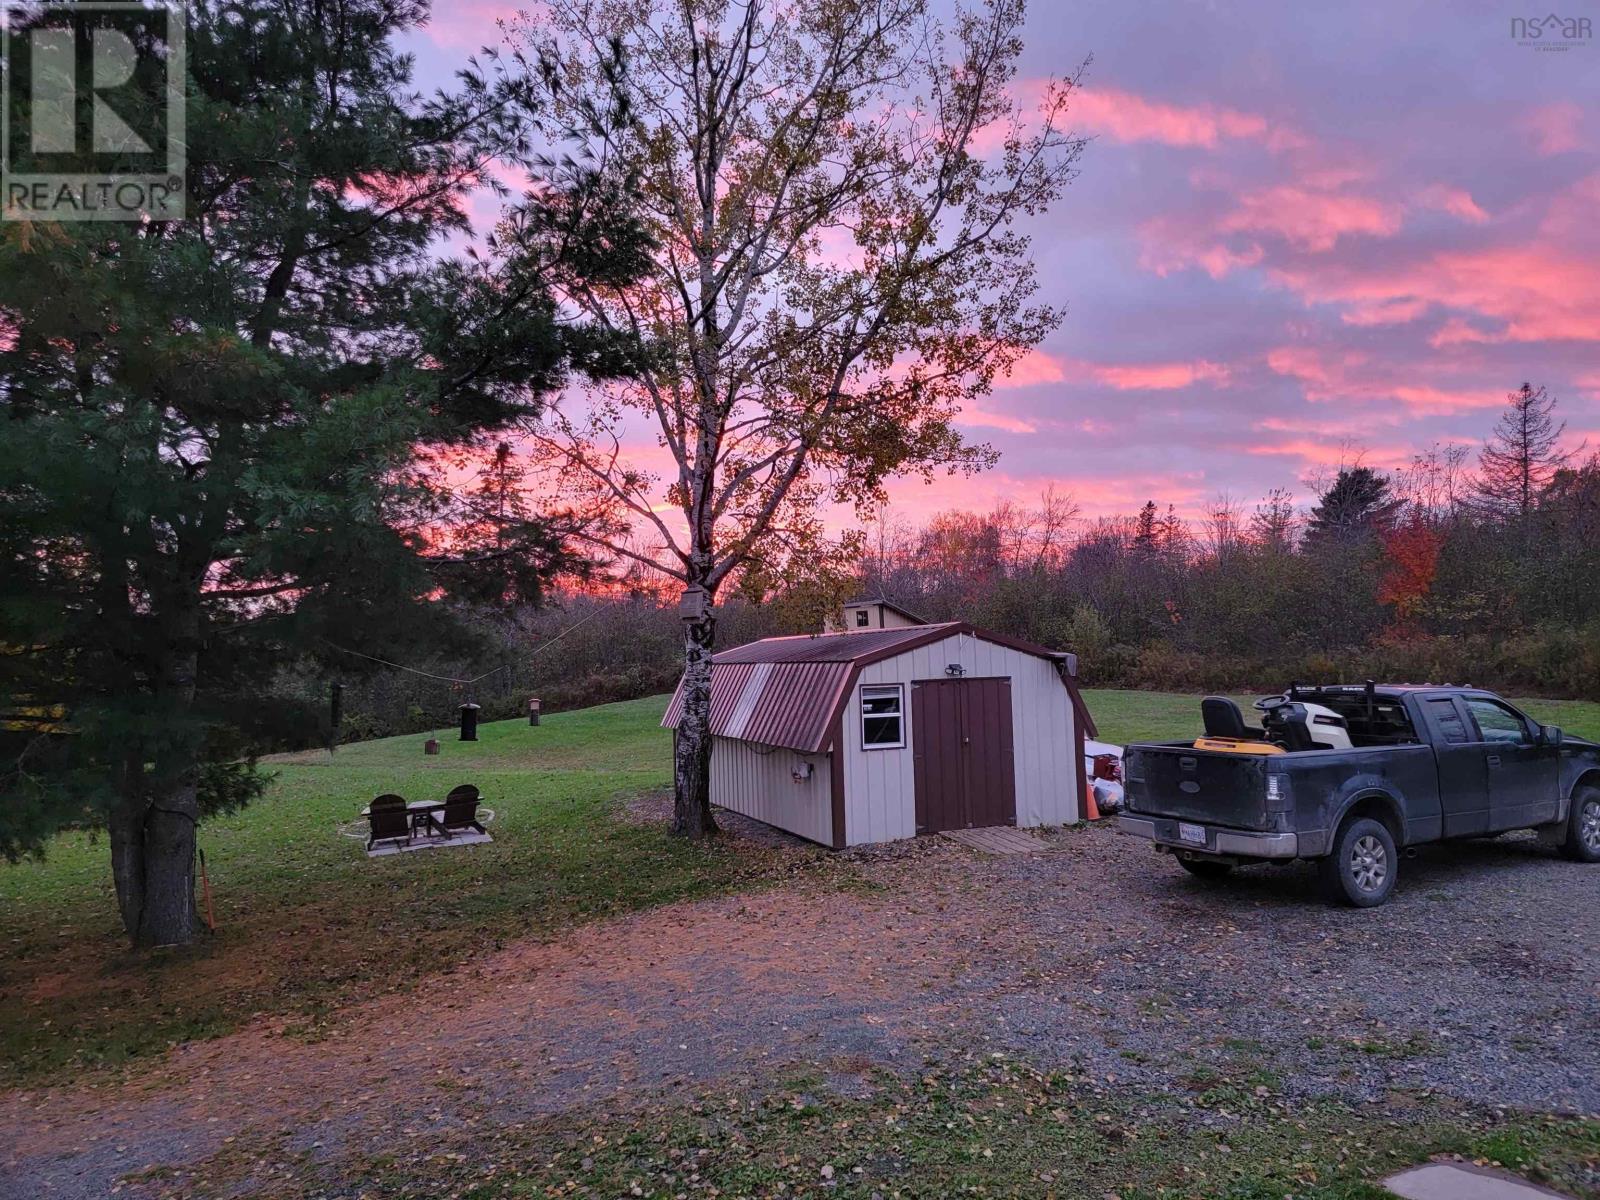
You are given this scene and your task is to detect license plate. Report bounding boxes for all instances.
[1178,822,1207,846]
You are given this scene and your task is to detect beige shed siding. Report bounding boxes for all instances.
[709,735,833,845]
[839,632,1079,845]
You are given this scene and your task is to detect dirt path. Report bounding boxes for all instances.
[4,826,1596,1199]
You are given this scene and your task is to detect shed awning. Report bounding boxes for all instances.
[661,659,853,753]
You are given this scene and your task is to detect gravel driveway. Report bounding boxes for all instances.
[2,823,1594,1199]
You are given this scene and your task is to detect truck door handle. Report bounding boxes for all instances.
[1486,754,1501,767]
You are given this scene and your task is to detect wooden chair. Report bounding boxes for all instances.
[366,794,412,851]
[427,784,486,838]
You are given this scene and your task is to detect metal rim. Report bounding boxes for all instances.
[1350,833,1388,892]
[1581,799,1600,853]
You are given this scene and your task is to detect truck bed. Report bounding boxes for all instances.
[1124,740,1441,851]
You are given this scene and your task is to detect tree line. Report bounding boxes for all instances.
[851,384,1600,698]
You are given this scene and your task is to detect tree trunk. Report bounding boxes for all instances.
[136,784,199,946]
[109,604,204,947]
[672,611,719,838]
[109,793,147,939]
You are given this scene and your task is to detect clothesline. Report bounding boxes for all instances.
[321,606,604,685]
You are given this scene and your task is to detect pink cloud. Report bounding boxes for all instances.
[1070,85,1302,151]
[956,407,1038,434]
[1090,359,1231,390]
[996,349,1068,388]
[1219,185,1402,252]
[1521,102,1585,156]
[1241,437,1414,468]
[1417,184,1489,224]
[1267,345,1507,414]
[1273,243,1600,344]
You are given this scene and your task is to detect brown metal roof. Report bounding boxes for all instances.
[713,622,963,665]
[662,621,1098,751]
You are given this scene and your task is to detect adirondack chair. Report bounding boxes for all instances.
[366,794,412,851]
[426,784,486,838]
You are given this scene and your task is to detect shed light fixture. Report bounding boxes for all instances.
[945,663,966,677]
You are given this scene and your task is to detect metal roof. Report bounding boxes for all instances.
[713,623,963,665]
[663,621,1097,752]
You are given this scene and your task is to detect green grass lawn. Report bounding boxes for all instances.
[5,686,1600,1090]
[0,696,828,1086]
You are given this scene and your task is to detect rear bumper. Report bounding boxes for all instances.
[1117,814,1299,859]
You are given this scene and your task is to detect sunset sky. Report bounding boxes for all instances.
[407,1,1599,524]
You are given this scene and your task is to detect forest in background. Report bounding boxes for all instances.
[295,382,1600,745]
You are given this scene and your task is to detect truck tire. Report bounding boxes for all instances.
[1559,785,1600,863]
[1177,856,1233,880]
[1319,816,1397,907]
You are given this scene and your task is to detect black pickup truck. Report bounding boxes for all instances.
[1117,684,1600,906]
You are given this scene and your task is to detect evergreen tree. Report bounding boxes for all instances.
[1132,501,1160,555]
[0,0,648,945]
[1305,467,1401,544]
[1476,383,1569,521]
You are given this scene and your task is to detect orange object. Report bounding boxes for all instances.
[1193,737,1285,755]
[1083,779,1101,822]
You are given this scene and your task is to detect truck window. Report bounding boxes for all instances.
[1464,697,1530,744]
[1425,697,1469,744]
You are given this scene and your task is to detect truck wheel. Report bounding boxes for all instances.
[1177,856,1233,880]
[1319,817,1397,907]
[1559,786,1600,863]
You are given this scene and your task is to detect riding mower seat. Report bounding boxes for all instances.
[1201,696,1264,741]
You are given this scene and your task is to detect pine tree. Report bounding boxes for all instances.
[1476,383,1569,522]
[1132,501,1161,555]
[0,0,648,945]
[1305,467,1401,544]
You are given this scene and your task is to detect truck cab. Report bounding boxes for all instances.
[1118,684,1600,906]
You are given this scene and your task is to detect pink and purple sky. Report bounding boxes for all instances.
[408,2,1600,522]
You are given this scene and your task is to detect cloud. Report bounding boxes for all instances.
[1089,360,1232,390]
[1266,345,1507,414]
[995,349,1068,388]
[1070,85,1303,151]
[1416,184,1489,224]
[1219,184,1402,252]
[956,407,1038,434]
[1521,102,1585,156]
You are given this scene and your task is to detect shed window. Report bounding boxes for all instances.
[860,685,904,749]
[854,608,870,627]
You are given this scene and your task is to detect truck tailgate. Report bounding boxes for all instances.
[1124,745,1275,830]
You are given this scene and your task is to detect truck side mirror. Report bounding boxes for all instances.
[1540,724,1563,747]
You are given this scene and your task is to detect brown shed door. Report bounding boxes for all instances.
[911,678,1017,832]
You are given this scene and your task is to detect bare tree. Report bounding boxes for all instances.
[1249,486,1298,552]
[1476,383,1572,522]
[508,0,1086,834]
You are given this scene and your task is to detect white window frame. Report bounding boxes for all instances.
[860,684,906,750]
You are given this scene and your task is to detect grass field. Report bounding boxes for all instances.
[0,696,825,1085]
[4,686,1598,1087]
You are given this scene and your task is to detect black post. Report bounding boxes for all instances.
[328,682,344,752]
[459,702,480,741]
[528,696,541,727]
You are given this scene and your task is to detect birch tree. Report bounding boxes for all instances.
[508,0,1086,835]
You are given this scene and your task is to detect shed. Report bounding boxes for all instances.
[662,622,1097,848]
